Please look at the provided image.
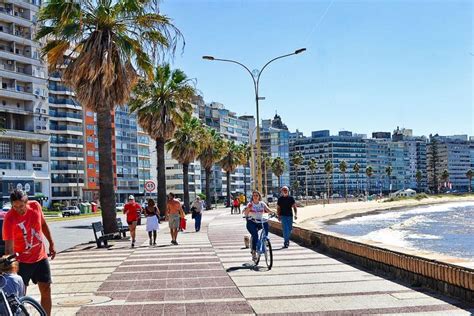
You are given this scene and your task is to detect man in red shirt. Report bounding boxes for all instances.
[3,189,56,315]
[123,195,142,248]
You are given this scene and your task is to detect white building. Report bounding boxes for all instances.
[0,0,51,205]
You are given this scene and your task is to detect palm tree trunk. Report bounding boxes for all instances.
[226,171,231,208]
[156,138,167,217]
[326,173,330,204]
[97,107,117,234]
[278,175,281,190]
[182,163,190,213]
[344,173,347,202]
[205,167,212,210]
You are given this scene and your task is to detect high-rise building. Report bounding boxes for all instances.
[198,101,253,202]
[48,70,85,206]
[427,135,471,192]
[0,0,51,205]
[261,114,290,195]
[290,130,367,196]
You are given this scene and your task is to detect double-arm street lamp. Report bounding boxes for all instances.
[203,48,306,193]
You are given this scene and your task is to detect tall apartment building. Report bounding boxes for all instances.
[0,0,50,205]
[48,71,85,206]
[82,106,152,204]
[469,137,474,190]
[427,135,471,192]
[290,130,367,196]
[261,114,290,195]
[198,101,253,202]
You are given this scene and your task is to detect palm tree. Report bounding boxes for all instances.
[428,138,440,193]
[198,128,226,210]
[220,141,244,207]
[366,166,374,195]
[291,152,304,195]
[441,169,449,192]
[292,180,300,197]
[324,160,333,203]
[416,170,423,192]
[353,162,360,195]
[308,158,318,196]
[166,113,203,213]
[385,165,393,194]
[466,169,473,193]
[130,64,195,217]
[339,160,348,201]
[37,0,182,233]
[262,154,273,197]
[271,157,286,189]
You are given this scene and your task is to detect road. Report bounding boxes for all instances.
[48,214,128,252]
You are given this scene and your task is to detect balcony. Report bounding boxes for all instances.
[51,164,84,171]
[0,7,33,27]
[1,129,48,142]
[49,111,82,120]
[50,151,83,158]
[49,125,83,132]
[50,137,83,145]
[51,178,84,184]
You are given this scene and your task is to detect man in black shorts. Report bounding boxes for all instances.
[3,190,56,315]
[277,186,298,248]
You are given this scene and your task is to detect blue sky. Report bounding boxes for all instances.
[160,0,473,137]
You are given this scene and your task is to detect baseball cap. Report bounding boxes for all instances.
[128,195,135,200]
[281,186,289,191]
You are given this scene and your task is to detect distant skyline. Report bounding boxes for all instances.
[161,0,473,137]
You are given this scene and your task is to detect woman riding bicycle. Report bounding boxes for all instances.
[243,191,275,261]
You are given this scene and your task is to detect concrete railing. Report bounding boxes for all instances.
[269,221,474,302]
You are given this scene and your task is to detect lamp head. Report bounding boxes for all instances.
[295,48,307,54]
[202,56,215,60]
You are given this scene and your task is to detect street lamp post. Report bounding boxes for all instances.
[203,48,306,193]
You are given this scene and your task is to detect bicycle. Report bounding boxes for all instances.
[245,213,276,270]
[0,254,46,316]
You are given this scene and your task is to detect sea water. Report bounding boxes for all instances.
[324,202,474,260]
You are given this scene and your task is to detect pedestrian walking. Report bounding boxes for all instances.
[144,199,160,246]
[233,197,241,214]
[191,197,203,232]
[124,195,142,248]
[3,189,56,315]
[277,186,298,248]
[166,193,185,245]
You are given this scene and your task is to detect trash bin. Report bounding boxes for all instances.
[91,202,98,212]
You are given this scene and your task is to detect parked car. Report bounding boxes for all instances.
[116,203,125,212]
[61,206,80,217]
[2,202,11,212]
[331,193,341,198]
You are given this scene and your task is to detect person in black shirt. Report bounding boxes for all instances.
[277,186,297,248]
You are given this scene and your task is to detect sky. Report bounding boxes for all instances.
[159,0,473,138]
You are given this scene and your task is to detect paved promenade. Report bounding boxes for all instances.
[27,209,473,315]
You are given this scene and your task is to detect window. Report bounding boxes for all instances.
[87,150,94,156]
[13,142,26,160]
[15,163,26,170]
[86,111,94,117]
[87,136,94,143]
[88,163,95,169]
[86,124,94,130]
[33,163,42,171]
[0,162,11,169]
[32,144,41,157]
[0,141,11,159]
[34,182,42,193]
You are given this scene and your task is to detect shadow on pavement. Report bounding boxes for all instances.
[226,263,271,273]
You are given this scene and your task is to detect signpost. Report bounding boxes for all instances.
[144,181,155,199]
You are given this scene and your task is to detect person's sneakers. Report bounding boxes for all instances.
[131,242,135,248]
[251,250,257,261]
[283,244,288,248]
[171,240,178,245]
[153,242,157,246]
[149,240,152,246]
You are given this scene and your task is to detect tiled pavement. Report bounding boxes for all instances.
[27,209,474,315]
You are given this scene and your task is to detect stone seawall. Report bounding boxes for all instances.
[269,221,474,302]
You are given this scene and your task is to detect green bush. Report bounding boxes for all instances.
[198,193,206,200]
[415,193,429,200]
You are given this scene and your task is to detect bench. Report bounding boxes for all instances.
[116,218,129,238]
[91,222,115,248]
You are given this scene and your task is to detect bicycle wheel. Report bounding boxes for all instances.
[254,237,261,265]
[264,238,273,270]
[18,296,46,316]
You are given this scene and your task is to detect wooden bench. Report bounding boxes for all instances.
[116,218,129,238]
[91,222,115,248]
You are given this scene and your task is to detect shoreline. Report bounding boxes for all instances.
[296,196,474,269]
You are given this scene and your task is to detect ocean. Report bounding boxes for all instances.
[323,201,474,260]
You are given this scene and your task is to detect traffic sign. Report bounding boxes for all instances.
[144,180,156,192]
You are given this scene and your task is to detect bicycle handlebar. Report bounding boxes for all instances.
[243,213,277,223]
